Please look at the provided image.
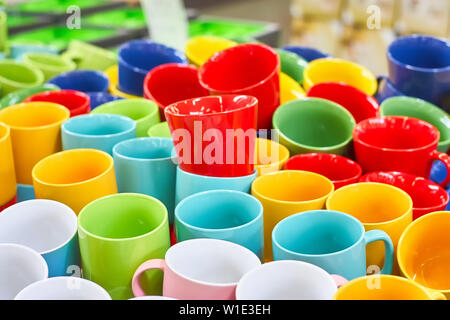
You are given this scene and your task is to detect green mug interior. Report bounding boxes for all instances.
[79,194,167,240]
[0,61,43,87]
[92,99,158,123]
[148,122,171,138]
[273,98,355,149]
[24,53,76,72]
[380,97,450,148]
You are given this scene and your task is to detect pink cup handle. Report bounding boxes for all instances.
[332,274,348,288]
[132,259,166,297]
[430,150,450,187]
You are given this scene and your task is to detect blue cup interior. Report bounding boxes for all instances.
[114,137,175,160]
[48,70,109,93]
[273,210,363,255]
[88,92,123,109]
[281,45,330,62]
[176,191,262,230]
[63,114,135,137]
[389,36,450,70]
[118,40,187,74]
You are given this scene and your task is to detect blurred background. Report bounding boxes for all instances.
[4,0,449,75]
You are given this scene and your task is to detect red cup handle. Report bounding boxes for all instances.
[430,150,450,187]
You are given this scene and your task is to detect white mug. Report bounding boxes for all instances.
[14,277,112,300]
[236,260,347,300]
[0,243,48,300]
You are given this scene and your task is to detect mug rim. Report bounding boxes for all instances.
[185,35,237,67]
[0,102,70,131]
[175,190,263,234]
[281,45,330,61]
[32,148,114,188]
[113,137,176,162]
[0,199,78,255]
[387,34,450,73]
[255,137,290,169]
[77,192,168,243]
[251,170,335,205]
[25,89,90,115]
[48,70,110,92]
[397,210,450,294]
[0,121,10,143]
[0,243,48,279]
[272,98,356,152]
[0,60,44,88]
[23,52,76,73]
[62,113,136,139]
[326,182,413,226]
[177,165,257,181]
[272,210,365,258]
[92,98,159,122]
[198,43,280,93]
[147,121,170,137]
[353,116,441,152]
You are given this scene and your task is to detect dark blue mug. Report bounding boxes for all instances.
[48,70,109,93]
[374,75,404,104]
[118,40,187,97]
[387,35,450,111]
[87,92,123,110]
[281,45,330,62]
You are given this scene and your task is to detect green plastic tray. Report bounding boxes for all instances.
[11,0,112,14]
[189,18,267,39]
[84,7,147,29]
[7,15,38,28]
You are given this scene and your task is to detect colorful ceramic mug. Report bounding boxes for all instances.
[281,45,330,62]
[132,239,261,300]
[0,84,59,110]
[276,48,308,84]
[254,137,290,176]
[48,70,109,93]
[148,122,171,138]
[272,210,394,280]
[32,149,118,214]
[0,122,17,206]
[25,89,91,117]
[185,36,237,67]
[0,60,44,97]
[78,193,170,300]
[279,72,305,105]
[251,170,334,261]
[0,102,70,185]
[22,53,76,81]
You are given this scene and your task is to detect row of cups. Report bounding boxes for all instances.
[1,187,449,300]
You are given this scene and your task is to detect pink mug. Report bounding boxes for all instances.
[132,239,261,300]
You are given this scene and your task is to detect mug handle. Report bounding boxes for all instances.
[331,275,347,288]
[132,259,166,297]
[364,230,394,275]
[429,150,450,187]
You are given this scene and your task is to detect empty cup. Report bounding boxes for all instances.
[25,89,91,117]
[0,60,44,97]
[48,70,109,93]
[22,53,76,81]
[185,36,237,67]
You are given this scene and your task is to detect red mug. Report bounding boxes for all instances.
[164,95,257,177]
[360,171,449,220]
[306,82,379,123]
[198,43,280,130]
[284,153,362,189]
[143,63,209,121]
[25,89,90,117]
[353,116,450,187]
[0,195,17,213]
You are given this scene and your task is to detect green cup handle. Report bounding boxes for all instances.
[132,259,166,297]
[364,229,394,275]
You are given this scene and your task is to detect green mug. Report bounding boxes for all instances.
[91,99,160,137]
[77,193,170,300]
[62,40,117,71]
[147,121,171,138]
[23,53,76,81]
[276,48,308,85]
[273,98,356,155]
[380,96,450,153]
[0,60,44,97]
[0,84,59,110]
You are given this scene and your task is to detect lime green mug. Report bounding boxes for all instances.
[77,193,170,300]
[23,53,76,81]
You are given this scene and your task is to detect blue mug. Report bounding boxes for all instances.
[175,166,257,205]
[281,45,330,62]
[374,75,404,104]
[87,92,123,110]
[113,137,177,223]
[48,70,110,93]
[10,44,59,61]
[62,114,136,155]
[118,40,187,96]
[272,210,394,280]
[16,184,36,202]
[175,190,264,260]
[387,35,450,111]
[0,199,80,277]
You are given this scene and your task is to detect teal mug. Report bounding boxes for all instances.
[272,210,394,280]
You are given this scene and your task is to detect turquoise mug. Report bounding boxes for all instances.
[272,210,394,280]
[175,166,257,205]
[61,114,136,155]
[113,138,177,224]
[175,190,264,260]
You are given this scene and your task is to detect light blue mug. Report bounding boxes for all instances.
[61,114,136,155]
[175,190,264,260]
[0,199,80,277]
[175,166,257,205]
[113,137,177,223]
[272,210,394,280]
[16,184,36,202]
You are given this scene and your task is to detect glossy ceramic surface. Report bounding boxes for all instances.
[25,89,91,117]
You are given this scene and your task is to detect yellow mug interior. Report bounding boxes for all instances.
[185,36,237,66]
[0,102,69,129]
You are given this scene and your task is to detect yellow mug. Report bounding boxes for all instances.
[303,58,378,96]
[251,170,334,261]
[105,65,142,99]
[0,122,17,205]
[326,182,413,274]
[32,148,118,214]
[397,211,450,298]
[185,36,237,67]
[280,72,305,105]
[0,102,70,185]
[254,137,289,176]
[334,275,446,300]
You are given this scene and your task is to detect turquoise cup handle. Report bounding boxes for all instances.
[364,230,394,275]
